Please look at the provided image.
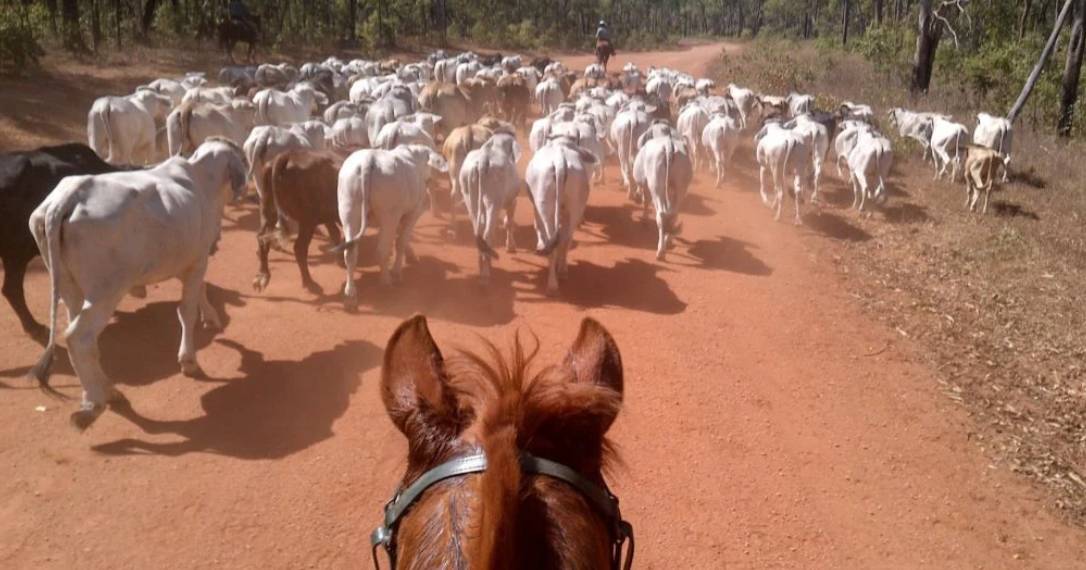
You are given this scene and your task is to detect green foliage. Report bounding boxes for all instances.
[851,24,909,78]
[0,5,43,75]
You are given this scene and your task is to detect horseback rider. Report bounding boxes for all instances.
[595,20,614,72]
[228,0,258,36]
[596,20,611,43]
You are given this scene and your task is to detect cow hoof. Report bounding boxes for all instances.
[202,316,222,331]
[252,274,269,292]
[180,360,205,378]
[70,405,105,432]
[130,285,148,299]
[304,281,324,295]
[545,286,560,297]
[655,252,666,262]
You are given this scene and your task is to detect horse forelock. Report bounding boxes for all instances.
[395,334,620,568]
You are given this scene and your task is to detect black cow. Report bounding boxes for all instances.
[0,144,122,342]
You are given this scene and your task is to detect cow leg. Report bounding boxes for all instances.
[532,205,546,251]
[393,205,426,283]
[1,255,47,342]
[655,211,667,261]
[982,186,992,215]
[324,223,342,245]
[66,292,123,430]
[199,282,222,330]
[758,164,771,207]
[375,224,397,286]
[850,174,861,210]
[294,223,321,294]
[253,231,273,292]
[793,175,804,225]
[504,200,517,253]
[177,266,207,377]
[545,249,560,296]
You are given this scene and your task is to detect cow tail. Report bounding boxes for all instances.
[332,162,372,253]
[539,158,566,255]
[875,146,887,200]
[472,160,499,260]
[782,140,796,203]
[27,183,80,394]
[179,103,196,156]
[257,154,280,246]
[661,140,678,234]
[248,133,266,180]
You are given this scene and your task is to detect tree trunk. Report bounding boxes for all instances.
[60,0,87,51]
[876,0,884,25]
[91,0,102,51]
[114,0,122,49]
[347,0,357,41]
[1020,0,1034,40]
[45,0,58,35]
[1008,0,1075,122]
[910,0,943,93]
[141,0,161,36]
[842,0,851,44]
[1058,0,1086,135]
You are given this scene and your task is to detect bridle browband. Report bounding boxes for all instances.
[371,451,634,570]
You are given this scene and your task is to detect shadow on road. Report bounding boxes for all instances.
[92,338,379,459]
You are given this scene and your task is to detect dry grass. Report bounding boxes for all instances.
[711,40,1086,525]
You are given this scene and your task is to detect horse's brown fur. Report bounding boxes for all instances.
[381,315,624,569]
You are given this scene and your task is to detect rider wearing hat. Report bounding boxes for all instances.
[596,20,611,42]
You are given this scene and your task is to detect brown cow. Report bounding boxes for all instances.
[419,81,485,139]
[441,124,495,220]
[963,144,1004,214]
[496,74,530,128]
[253,149,344,294]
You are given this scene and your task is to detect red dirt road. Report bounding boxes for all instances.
[2,43,1084,568]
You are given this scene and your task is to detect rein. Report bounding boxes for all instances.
[371,451,634,570]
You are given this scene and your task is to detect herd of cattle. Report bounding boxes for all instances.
[0,49,1016,428]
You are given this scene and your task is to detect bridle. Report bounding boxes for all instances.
[371,451,635,570]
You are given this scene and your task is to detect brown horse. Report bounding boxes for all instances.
[372,315,633,569]
[596,39,615,72]
[218,16,261,64]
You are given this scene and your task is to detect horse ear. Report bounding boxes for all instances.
[563,318,623,397]
[381,316,464,437]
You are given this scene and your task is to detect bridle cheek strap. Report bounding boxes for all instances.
[371,452,634,570]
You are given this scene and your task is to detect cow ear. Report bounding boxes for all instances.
[382,316,466,437]
[428,151,449,172]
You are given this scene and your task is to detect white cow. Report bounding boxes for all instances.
[887,107,938,160]
[254,84,327,126]
[839,101,875,123]
[535,77,565,116]
[786,92,815,117]
[610,107,653,198]
[328,117,370,151]
[459,132,523,282]
[166,100,256,156]
[845,129,894,212]
[973,112,1013,182]
[324,100,365,124]
[181,86,236,106]
[516,66,541,93]
[633,136,694,260]
[695,78,716,96]
[833,120,874,177]
[336,145,448,306]
[786,113,830,202]
[243,123,327,200]
[365,95,414,147]
[550,115,608,182]
[755,121,812,224]
[676,104,710,172]
[585,63,606,80]
[930,116,969,180]
[726,84,760,128]
[373,120,436,149]
[701,113,742,188]
[87,90,174,165]
[27,139,247,429]
[525,137,598,295]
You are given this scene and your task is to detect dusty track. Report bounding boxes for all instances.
[1,42,1084,568]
